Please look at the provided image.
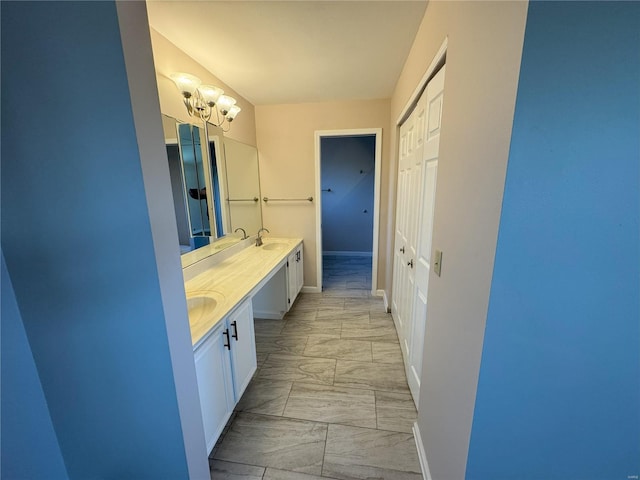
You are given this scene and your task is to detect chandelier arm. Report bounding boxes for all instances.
[202,105,212,122]
[183,97,195,117]
[214,106,223,127]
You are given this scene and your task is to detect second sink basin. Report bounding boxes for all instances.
[262,242,288,251]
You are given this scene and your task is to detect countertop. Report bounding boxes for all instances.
[184,237,303,347]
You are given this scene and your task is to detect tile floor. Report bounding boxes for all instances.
[210,255,421,480]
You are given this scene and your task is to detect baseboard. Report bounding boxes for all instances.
[381,290,390,312]
[301,286,322,294]
[322,251,372,257]
[413,422,432,480]
[253,311,285,320]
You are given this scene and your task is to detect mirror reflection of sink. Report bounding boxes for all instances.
[186,291,225,323]
[262,243,288,251]
[213,240,238,251]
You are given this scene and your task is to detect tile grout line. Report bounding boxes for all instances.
[374,389,379,431]
[320,419,329,478]
[280,380,295,417]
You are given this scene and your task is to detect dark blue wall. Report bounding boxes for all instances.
[1,253,69,479]
[1,2,189,478]
[466,2,640,479]
[321,136,376,253]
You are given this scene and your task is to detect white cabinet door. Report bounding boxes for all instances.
[194,323,234,454]
[229,298,257,400]
[286,250,297,311]
[286,243,303,309]
[295,244,304,296]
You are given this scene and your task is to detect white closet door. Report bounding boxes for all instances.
[407,65,446,406]
[403,93,428,356]
[392,114,414,357]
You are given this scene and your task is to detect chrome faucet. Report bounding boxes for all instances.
[255,227,270,246]
[234,227,248,240]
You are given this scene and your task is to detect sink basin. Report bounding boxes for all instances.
[187,295,217,312]
[186,291,225,323]
[262,242,288,251]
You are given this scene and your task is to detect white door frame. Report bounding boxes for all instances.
[396,37,448,125]
[314,128,383,296]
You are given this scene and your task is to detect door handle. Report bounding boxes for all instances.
[407,259,414,268]
[223,329,231,350]
[231,320,238,340]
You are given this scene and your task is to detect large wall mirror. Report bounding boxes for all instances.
[224,137,262,235]
[161,114,263,265]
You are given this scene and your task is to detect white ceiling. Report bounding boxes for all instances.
[146,1,427,105]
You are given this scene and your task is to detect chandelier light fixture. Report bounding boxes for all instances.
[170,72,241,130]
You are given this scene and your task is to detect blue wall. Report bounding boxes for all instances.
[466,2,640,479]
[321,136,376,253]
[1,2,189,478]
[1,253,69,479]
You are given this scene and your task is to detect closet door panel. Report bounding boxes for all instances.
[393,116,414,353]
[406,65,446,406]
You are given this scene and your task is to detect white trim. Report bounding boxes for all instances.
[116,3,209,479]
[314,128,383,292]
[372,128,382,295]
[413,422,432,480]
[382,290,390,312]
[323,251,372,257]
[396,37,448,126]
[314,133,323,290]
[301,286,322,294]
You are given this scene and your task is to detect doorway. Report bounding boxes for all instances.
[314,129,382,295]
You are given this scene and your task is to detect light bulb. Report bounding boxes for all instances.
[170,73,201,98]
[226,105,241,121]
[198,85,224,106]
[217,95,236,115]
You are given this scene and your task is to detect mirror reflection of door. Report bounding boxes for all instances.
[166,142,191,252]
[178,124,211,246]
[208,137,226,238]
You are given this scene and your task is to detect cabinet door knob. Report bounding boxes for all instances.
[400,246,405,254]
[223,329,231,350]
[231,320,238,340]
[407,259,414,268]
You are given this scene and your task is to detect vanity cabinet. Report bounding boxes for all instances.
[295,245,304,297]
[194,321,234,454]
[286,244,303,310]
[227,298,257,399]
[194,298,256,454]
